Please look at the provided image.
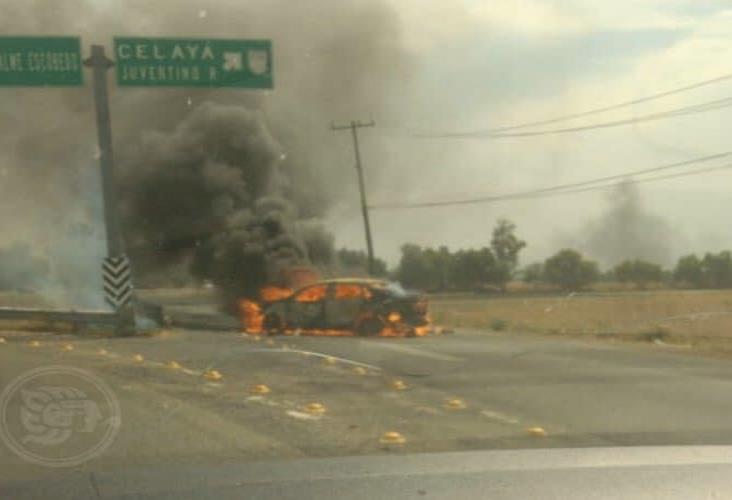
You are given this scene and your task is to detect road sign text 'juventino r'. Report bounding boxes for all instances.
[114,37,272,88]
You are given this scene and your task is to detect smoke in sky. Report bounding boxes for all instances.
[0,0,412,306]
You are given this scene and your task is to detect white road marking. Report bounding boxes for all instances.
[370,342,462,362]
[286,410,322,421]
[243,347,382,371]
[480,409,520,425]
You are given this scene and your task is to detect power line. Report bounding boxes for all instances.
[414,95,732,139]
[410,71,732,137]
[369,151,732,210]
[330,119,377,275]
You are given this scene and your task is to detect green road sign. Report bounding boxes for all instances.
[114,37,272,88]
[0,37,82,86]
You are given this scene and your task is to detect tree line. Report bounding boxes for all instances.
[338,219,732,292]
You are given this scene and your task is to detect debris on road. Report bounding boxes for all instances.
[526,426,547,437]
[250,384,271,394]
[390,379,407,390]
[379,431,406,445]
[304,402,326,416]
[444,398,467,410]
[203,369,223,381]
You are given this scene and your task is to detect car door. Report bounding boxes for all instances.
[287,283,328,328]
[324,283,372,329]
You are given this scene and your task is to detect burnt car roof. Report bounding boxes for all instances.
[292,279,415,297]
[316,278,389,286]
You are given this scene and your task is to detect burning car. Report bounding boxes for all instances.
[240,279,430,337]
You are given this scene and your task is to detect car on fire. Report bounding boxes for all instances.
[260,278,430,336]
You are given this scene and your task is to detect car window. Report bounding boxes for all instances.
[334,284,372,300]
[294,284,327,303]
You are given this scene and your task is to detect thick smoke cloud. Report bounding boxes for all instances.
[123,102,335,302]
[580,180,674,267]
[0,0,412,307]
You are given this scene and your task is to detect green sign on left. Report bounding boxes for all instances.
[0,36,82,86]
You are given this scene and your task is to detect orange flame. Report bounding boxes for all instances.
[295,284,327,303]
[260,286,293,302]
[239,299,264,334]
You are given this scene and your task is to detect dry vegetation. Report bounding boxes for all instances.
[430,289,732,353]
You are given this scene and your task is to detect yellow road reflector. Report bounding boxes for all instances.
[0,337,6,344]
[133,354,144,363]
[304,402,326,416]
[97,348,108,356]
[444,398,467,410]
[28,340,41,348]
[250,384,271,394]
[61,343,74,352]
[204,369,223,381]
[527,426,547,437]
[390,379,407,390]
[353,366,367,375]
[166,361,181,370]
[250,384,271,395]
[379,431,406,444]
[324,356,337,365]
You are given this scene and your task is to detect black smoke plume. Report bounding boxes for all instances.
[0,0,411,308]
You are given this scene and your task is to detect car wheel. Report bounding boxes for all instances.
[263,312,283,335]
[356,317,384,337]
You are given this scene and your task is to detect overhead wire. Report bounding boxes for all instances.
[407,71,732,137]
[369,151,732,210]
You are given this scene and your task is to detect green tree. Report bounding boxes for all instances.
[701,251,732,288]
[543,249,600,291]
[673,254,704,288]
[424,246,451,291]
[613,259,664,289]
[396,244,441,290]
[336,248,388,277]
[521,262,544,283]
[490,219,526,289]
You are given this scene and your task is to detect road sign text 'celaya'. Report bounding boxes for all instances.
[114,37,272,88]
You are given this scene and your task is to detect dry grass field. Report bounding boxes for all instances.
[430,289,732,353]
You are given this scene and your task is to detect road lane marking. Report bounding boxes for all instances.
[480,409,520,425]
[286,410,322,421]
[242,348,382,371]
[369,343,462,362]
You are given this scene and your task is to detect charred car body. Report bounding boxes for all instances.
[260,279,430,336]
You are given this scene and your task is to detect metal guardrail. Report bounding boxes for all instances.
[0,307,117,324]
[0,300,166,331]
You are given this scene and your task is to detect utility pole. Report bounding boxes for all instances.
[84,45,135,334]
[331,120,376,275]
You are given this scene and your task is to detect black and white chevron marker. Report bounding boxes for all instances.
[103,255,133,309]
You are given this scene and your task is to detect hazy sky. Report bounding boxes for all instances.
[3,0,732,273]
[325,0,732,268]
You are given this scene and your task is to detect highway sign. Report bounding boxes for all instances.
[102,255,133,310]
[0,36,82,86]
[114,37,272,88]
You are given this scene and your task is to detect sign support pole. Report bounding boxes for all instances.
[84,45,135,334]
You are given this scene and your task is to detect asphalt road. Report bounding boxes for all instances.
[2,326,732,484]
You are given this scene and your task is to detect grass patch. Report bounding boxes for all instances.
[490,318,508,331]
